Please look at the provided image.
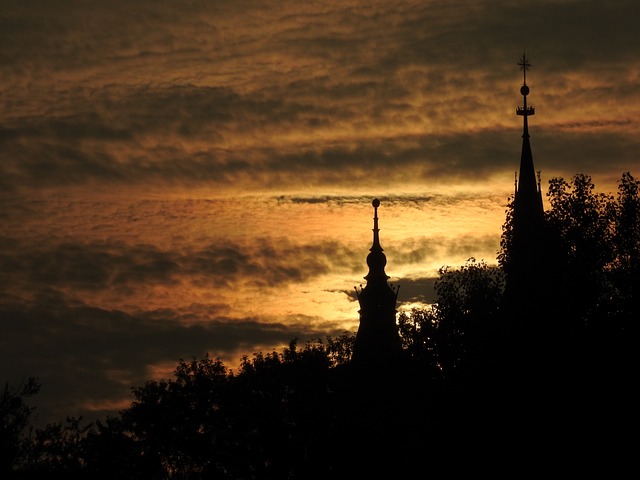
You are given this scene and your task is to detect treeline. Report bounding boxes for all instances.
[2,173,637,478]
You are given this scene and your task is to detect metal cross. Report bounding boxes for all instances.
[518,51,531,84]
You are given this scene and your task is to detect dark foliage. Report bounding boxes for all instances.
[1,377,40,475]
[398,258,504,382]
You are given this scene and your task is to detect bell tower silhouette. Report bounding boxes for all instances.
[352,199,402,368]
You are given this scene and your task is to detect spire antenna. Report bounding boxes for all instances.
[371,198,381,251]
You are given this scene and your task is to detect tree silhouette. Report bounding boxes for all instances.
[546,173,616,330]
[398,258,504,383]
[0,377,40,475]
[28,416,97,475]
[119,340,350,479]
[122,354,232,478]
[610,172,640,330]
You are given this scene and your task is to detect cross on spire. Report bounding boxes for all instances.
[518,51,531,85]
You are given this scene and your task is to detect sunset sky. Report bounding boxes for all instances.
[2,0,640,425]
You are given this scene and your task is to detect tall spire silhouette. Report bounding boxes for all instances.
[352,199,402,368]
[504,52,550,329]
[515,51,543,216]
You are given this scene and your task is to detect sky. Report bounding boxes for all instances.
[2,0,640,425]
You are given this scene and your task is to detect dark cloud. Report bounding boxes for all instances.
[0,236,362,296]
[396,277,438,305]
[0,127,517,191]
[535,129,640,184]
[273,194,436,205]
[0,289,342,426]
[387,234,501,271]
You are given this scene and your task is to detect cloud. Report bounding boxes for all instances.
[396,276,438,306]
[0,235,363,303]
[2,1,639,196]
[0,288,344,426]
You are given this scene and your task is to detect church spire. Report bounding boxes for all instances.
[515,51,541,206]
[503,52,549,327]
[352,199,402,369]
